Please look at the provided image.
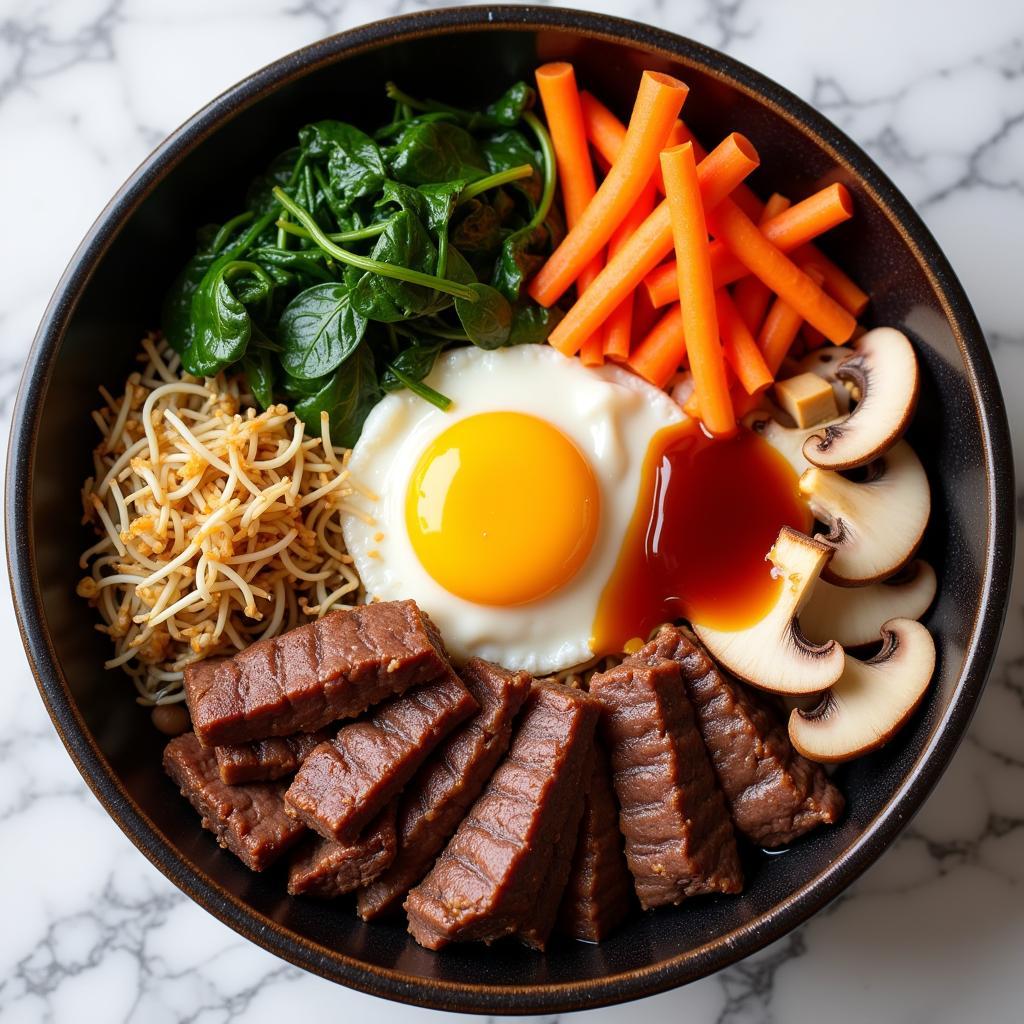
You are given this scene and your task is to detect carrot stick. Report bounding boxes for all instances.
[794,245,870,316]
[529,70,688,307]
[547,132,760,356]
[627,306,685,387]
[644,182,854,305]
[733,193,790,332]
[707,201,855,344]
[684,385,762,421]
[535,64,606,365]
[716,290,773,395]
[758,266,827,374]
[802,323,826,350]
[660,143,733,436]
[672,120,764,221]
[603,180,658,359]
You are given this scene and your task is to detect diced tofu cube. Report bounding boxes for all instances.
[775,372,839,427]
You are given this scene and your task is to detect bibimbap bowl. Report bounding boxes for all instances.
[6,5,1014,1014]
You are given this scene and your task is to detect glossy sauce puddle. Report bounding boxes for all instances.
[593,422,812,653]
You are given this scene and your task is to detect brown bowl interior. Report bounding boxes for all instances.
[9,8,1013,1015]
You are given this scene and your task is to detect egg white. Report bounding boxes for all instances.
[341,345,684,674]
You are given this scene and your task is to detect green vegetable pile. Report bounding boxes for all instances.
[161,81,563,446]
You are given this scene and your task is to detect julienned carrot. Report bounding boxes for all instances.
[673,120,764,221]
[661,143,733,436]
[759,265,826,374]
[547,132,760,356]
[529,70,688,307]
[802,323,826,350]
[603,180,658,359]
[715,290,773,395]
[535,64,606,365]
[580,91,760,214]
[795,245,870,316]
[684,385,762,422]
[627,306,685,387]
[645,182,854,305]
[733,193,791,332]
[707,200,856,344]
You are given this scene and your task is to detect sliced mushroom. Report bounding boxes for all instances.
[802,328,919,471]
[693,526,845,695]
[788,617,936,762]
[800,560,936,647]
[800,440,930,586]
[745,413,842,476]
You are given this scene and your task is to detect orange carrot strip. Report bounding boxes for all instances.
[644,183,854,305]
[535,64,606,364]
[684,385,761,421]
[530,71,688,307]
[547,133,760,356]
[661,143,733,436]
[733,193,791,331]
[707,201,855,344]
[716,290,773,395]
[603,180,658,359]
[758,266,826,374]
[673,120,764,221]
[794,246,870,316]
[627,306,685,387]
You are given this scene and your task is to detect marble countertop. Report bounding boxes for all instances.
[1,1,1022,1021]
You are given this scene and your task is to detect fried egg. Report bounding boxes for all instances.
[341,345,683,673]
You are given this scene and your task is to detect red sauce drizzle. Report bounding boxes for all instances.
[592,423,812,654]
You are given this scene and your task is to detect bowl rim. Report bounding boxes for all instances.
[5,4,1015,1015]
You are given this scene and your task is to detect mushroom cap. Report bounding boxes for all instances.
[800,440,931,586]
[693,526,846,695]
[802,328,919,471]
[746,413,843,477]
[788,617,936,762]
[800,560,936,648]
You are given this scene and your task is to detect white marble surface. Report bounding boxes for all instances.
[1,1,1022,1021]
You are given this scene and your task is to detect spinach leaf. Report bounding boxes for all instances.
[491,223,549,302]
[246,147,301,215]
[508,304,563,346]
[380,340,444,392]
[451,200,502,256]
[248,246,333,285]
[300,121,386,204]
[350,210,439,322]
[481,129,541,205]
[162,251,215,353]
[417,181,467,232]
[182,262,256,376]
[455,283,512,349]
[373,111,458,143]
[294,344,378,446]
[243,348,275,409]
[484,82,534,127]
[279,371,331,399]
[278,282,367,380]
[387,121,488,186]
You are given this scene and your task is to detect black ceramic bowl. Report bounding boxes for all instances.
[7,5,1014,1015]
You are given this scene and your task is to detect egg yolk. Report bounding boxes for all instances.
[406,412,600,606]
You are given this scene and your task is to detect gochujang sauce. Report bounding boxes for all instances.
[592,423,812,654]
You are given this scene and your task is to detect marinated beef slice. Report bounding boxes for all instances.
[590,658,742,908]
[357,659,532,922]
[636,626,844,847]
[216,730,330,785]
[184,600,451,746]
[163,732,306,871]
[558,743,633,942]
[405,681,599,951]
[287,802,398,897]
[284,671,477,843]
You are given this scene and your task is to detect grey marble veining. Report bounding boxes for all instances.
[1,1,1022,1022]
